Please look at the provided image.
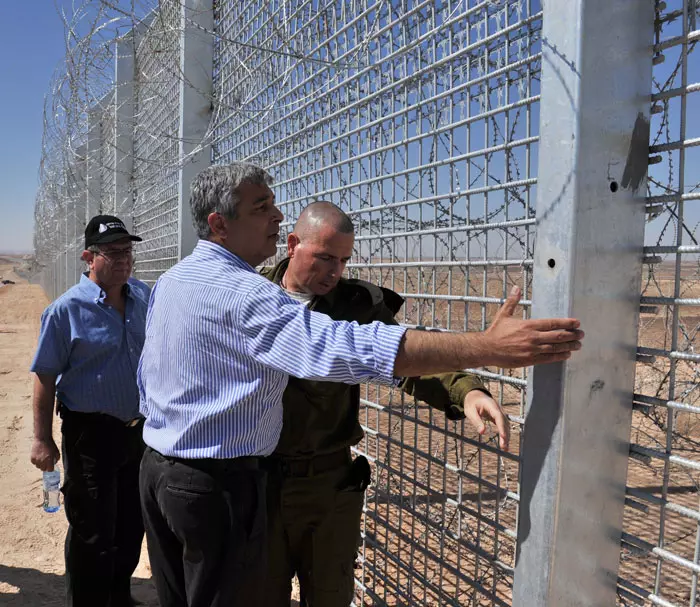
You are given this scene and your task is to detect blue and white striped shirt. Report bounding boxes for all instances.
[30,273,150,421]
[138,240,407,459]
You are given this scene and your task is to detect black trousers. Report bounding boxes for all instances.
[139,446,268,607]
[60,408,145,607]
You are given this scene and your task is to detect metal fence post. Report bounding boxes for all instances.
[512,1,655,605]
[114,31,139,230]
[86,105,103,222]
[177,0,213,259]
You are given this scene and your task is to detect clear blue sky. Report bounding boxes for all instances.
[0,3,696,255]
[0,5,67,254]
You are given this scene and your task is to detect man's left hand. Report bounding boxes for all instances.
[463,390,510,451]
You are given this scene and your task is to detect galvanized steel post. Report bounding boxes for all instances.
[114,32,137,228]
[177,0,213,260]
[513,1,655,605]
[86,102,105,222]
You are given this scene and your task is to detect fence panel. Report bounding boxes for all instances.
[100,92,116,216]
[30,1,698,604]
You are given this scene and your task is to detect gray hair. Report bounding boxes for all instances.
[189,163,274,239]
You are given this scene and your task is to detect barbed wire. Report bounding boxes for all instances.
[34,0,539,268]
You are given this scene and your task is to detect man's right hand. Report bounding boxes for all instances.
[483,286,584,368]
[30,438,60,472]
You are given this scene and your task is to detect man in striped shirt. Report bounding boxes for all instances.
[137,163,583,607]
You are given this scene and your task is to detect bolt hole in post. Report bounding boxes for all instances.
[610,181,619,193]
[547,259,556,269]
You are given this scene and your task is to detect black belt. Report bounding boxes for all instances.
[57,402,143,428]
[267,448,351,478]
[148,446,261,473]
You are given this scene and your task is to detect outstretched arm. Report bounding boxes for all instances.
[393,287,582,376]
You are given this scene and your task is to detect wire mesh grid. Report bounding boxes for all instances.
[617,1,700,606]
[213,1,541,604]
[132,1,182,285]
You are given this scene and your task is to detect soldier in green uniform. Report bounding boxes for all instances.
[261,201,510,607]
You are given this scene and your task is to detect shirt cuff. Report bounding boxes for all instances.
[371,323,408,383]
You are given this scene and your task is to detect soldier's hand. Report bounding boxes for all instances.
[483,287,584,368]
[30,437,60,472]
[464,390,510,451]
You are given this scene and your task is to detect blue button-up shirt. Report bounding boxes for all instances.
[138,240,407,459]
[30,273,150,421]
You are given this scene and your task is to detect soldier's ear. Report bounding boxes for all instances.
[288,233,300,257]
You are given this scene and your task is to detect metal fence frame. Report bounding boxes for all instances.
[617,2,700,606]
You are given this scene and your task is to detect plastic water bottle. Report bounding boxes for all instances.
[42,469,61,513]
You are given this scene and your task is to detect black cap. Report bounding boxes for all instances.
[84,215,142,249]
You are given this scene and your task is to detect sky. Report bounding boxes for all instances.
[0,4,68,254]
[0,2,697,256]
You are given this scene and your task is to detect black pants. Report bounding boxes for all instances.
[139,446,268,607]
[60,408,145,607]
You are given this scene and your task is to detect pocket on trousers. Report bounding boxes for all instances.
[165,484,214,497]
[61,418,86,452]
[165,466,217,497]
[61,479,81,525]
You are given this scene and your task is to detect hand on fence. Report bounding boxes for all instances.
[464,389,510,451]
[483,287,583,368]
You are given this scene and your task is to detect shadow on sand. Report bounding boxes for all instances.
[0,565,158,606]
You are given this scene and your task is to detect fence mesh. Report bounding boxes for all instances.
[100,92,116,216]
[618,1,700,606]
[213,1,542,604]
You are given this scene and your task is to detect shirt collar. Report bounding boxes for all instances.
[192,239,257,272]
[78,272,107,303]
[78,272,132,304]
